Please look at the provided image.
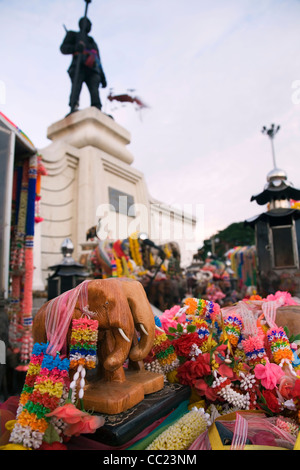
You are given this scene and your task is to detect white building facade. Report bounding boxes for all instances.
[33,108,197,289]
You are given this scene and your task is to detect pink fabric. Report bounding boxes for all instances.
[254,361,285,390]
[188,430,211,450]
[45,280,91,356]
[231,413,248,450]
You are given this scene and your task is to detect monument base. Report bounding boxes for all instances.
[83,383,190,447]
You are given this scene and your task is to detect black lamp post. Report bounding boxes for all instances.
[47,238,89,300]
[261,123,280,169]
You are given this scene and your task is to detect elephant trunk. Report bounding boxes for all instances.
[87,279,135,372]
[124,281,156,362]
[103,326,132,371]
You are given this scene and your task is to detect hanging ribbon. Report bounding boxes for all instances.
[45,280,91,357]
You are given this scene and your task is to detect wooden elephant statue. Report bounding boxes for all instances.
[32,278,164,414]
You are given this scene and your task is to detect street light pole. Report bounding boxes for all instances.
[261,123,280,169]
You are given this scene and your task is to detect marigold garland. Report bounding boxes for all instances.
[129,232,143,266]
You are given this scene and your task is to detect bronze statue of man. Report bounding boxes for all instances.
[60,17,107,113]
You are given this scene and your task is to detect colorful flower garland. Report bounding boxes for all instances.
[144,329,179,378]
[69,315,98,402]
[7,153,44,370]
[149,294,300,435]
[183,297,220,323]
[69,317,98,370]
[129,232,143,266]
[242,335,268,366]
[267,326,294,365]
[221,313,243,348]
[10,343,70,449]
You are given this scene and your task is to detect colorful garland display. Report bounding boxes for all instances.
[4,290,300,450]
[7,151,47,370]
[89,232,172,281]
[8,339,104,449]
[5,283,105,450]
[142,292,300,449]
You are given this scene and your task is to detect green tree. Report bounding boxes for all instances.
[203,222,255,259]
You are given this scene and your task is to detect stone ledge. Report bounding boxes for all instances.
[46,107,134,165]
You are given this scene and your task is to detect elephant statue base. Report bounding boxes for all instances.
[82,369,164,415]
[33,278,164,415]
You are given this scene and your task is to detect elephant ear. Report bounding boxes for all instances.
[119,279,155,362]
[32,301,48,344]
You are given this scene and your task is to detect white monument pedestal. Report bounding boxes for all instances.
[36,107,151,287]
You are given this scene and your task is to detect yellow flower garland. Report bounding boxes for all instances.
[164,244,172,259]
[129,232,143,266]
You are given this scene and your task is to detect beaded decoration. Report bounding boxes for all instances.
[211,370,251,410]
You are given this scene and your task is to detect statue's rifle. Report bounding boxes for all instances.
[70,0,92,112]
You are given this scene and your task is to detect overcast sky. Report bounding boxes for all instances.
[1,0,300,243]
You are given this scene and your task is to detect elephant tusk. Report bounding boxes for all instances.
[155,325,165,333]
[118,328,131,343]
[139,323,149,336]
